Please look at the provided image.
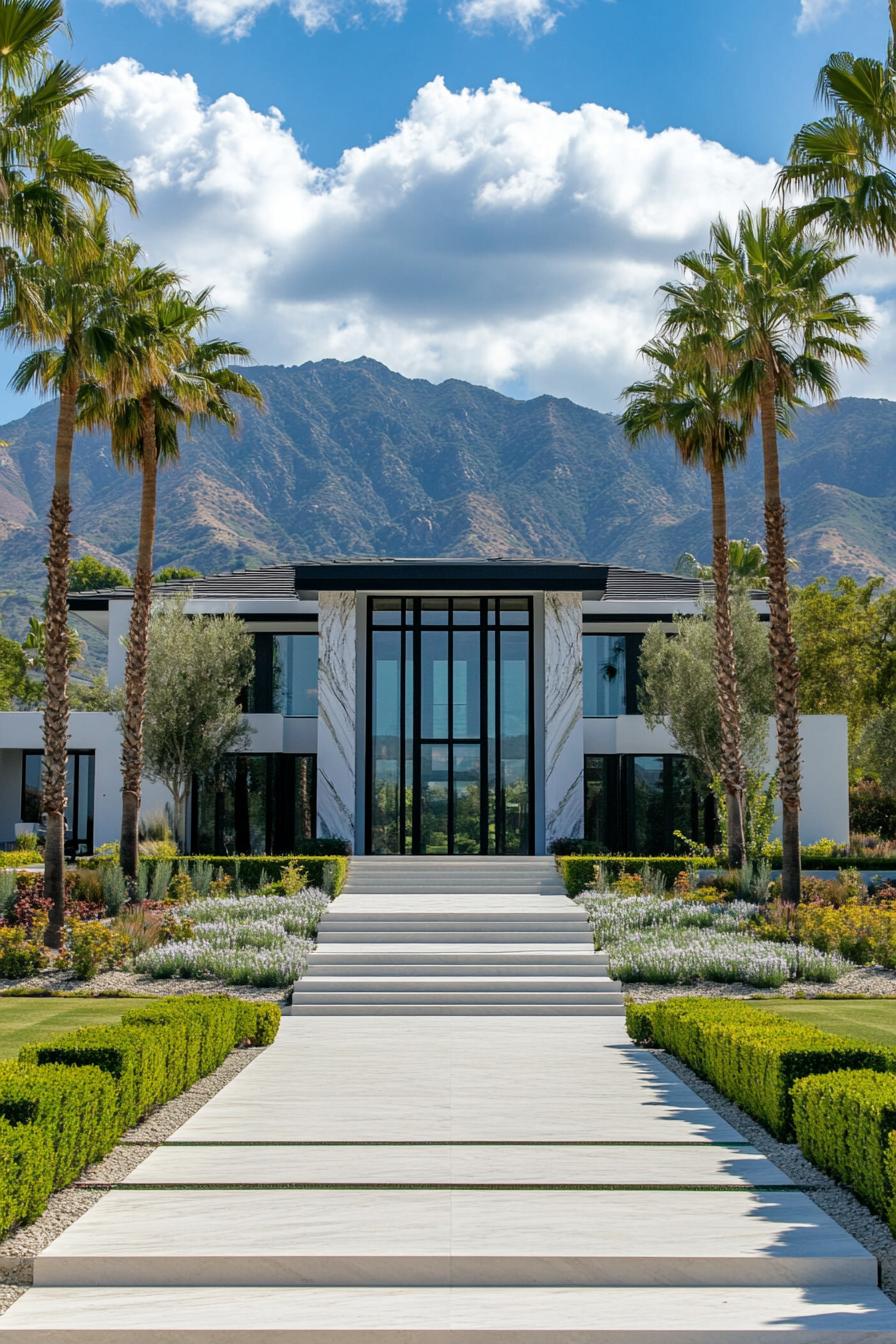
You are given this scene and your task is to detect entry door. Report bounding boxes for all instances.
[366,596,532,855]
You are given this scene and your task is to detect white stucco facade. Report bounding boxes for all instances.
[0,559,852,854]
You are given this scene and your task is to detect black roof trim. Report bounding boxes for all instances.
[295,559,608,595]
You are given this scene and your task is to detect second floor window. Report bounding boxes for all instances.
[247,633,318,716]
[584,634,626,716]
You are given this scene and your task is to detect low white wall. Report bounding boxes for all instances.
[581,713,850,846]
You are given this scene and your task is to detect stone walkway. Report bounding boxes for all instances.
[3,874,896,1339]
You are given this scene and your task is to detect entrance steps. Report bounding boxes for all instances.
[341,856,567,896]
[289,860,622,1016]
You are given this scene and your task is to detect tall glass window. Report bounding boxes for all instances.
[247,634,318,716]
[582,753,716,855]
[583,635,627,716]
[21,751,95,855]
[192,754,316,854]
[367,597,531,854]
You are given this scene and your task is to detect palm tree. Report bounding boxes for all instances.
[777,1,896,251]
[670,208,869,902]
[80,284,264,881]
[621,336,750,868]
[1,208,139,945]
[0,0,136,274]
[675,539,798,590]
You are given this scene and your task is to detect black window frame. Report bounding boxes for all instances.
[583,752,716,855]
[190,752,317,855]
[20,749,95,856]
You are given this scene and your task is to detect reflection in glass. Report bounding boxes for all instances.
[420,744,449,853]
[584,755,612,850]
[452,629,480,739]
[21,751,95,854]
[273,635,318,716]
[453,744,481,854]
[193,754,315,854]
[632,755,665,854]
[370,630,402,855]
[421,630,449,738]
[583,635,626,717]
[500,629,529,854]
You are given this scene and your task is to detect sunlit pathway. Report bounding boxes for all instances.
[3,880,896,1340]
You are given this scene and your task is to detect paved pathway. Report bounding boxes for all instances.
[4,868,896,1340]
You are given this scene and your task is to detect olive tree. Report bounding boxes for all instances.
[639,588,775,858]
[139,595,254,850]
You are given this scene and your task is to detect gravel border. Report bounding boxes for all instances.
[0,968,287,1002]
[624,965,896,1001]
[654,1045,896,1303]
[0,1042,266,1310]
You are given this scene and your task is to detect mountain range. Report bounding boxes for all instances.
[0,356,893,636]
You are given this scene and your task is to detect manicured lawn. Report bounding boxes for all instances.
[0,996,157,1058]
[754,998,896,1048]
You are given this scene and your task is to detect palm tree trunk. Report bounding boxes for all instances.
[42,378,78,948]
[759,373,801,903]
[120,397,159,886]
[708,460,746,870]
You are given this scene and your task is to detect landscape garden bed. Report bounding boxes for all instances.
[0,854,342,995]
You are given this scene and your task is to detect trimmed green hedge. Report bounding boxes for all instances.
[141,854,349,896]
[792,1069,896,1231]
[557,855,706,897]
[1,995,280,1238]
[625,997,896,1138]
[0,1062,118,1187]
[0,1117,53,1236]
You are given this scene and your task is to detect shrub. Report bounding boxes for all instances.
[0,870,16,921]
[850,779,896,840]
[0,1118,53,1237]
[792,1069,896,1231]
[149,860,174,903]
[19,994,278,1130]
[557,856,705,897]
[0,926,46,978]
[167,870,196,904]
[101,865,127,916]
[13,833,39,853]
[68,866,105,910]
[773,902,896,968]
[67,919,128,981]
[0,1061,118,1186]
[0,850,41,869]
[577,892,761,946]
[633,997,896,1137]
[625,1001,657,1046]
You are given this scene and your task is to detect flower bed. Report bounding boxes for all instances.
[135,888,330,988]
[608,927,845,988]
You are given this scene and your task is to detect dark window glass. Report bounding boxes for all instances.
[420,743,449,854]
[21,751,94,855]
[273,635,318,716]
[452,629,480,739]
[499,629,530,854]
[584,755,615,851]
[193,754,316,854]
[421,598,449,625]
[631,756,666,854]
[370,629,402,855]
[248,634,317,715]
[583,635,627,717]
[452,743,480,854]
[420,630,449,738]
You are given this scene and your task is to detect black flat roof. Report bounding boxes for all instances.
[68,556,726,605]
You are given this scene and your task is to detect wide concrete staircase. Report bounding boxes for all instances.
[288,856,625,1016]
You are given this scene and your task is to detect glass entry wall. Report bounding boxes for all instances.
[367,596,533,855]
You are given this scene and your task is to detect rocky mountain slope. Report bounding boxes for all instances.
[0,357,892,633]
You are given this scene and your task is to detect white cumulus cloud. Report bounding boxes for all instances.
[456,0,567,37]
[100,0,406,39]
[795,0,851,34]
[74,59,886,412]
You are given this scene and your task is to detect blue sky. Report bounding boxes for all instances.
[1,0,889,421]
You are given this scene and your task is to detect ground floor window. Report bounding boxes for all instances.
[191,754,316,854]
[21,750,95,856]
[584,754,715,855]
